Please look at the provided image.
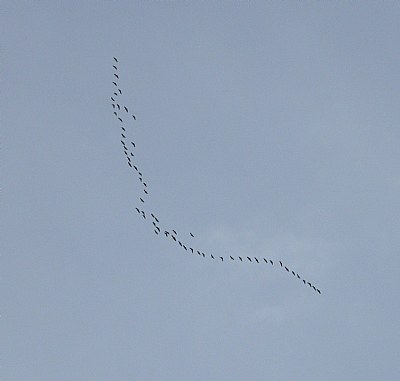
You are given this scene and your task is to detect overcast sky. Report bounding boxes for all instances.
[2,2,400,380]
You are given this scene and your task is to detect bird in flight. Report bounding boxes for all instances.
[113,57,118,63]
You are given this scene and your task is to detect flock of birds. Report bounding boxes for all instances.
[110,57,321,295]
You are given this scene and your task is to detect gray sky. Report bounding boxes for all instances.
[2,2,400,380]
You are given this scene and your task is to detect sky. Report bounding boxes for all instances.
[2,1,400,380]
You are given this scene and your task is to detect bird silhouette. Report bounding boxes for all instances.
[113,65,117,70]
[279,261,283,267]
[111,97,115,101]
[121,127,125,131]
[140,198,144,203]
[128,162,132,167]
[131,142,136,147]
[114,92,118,96]
[183,245,187,250]
[113,82,117,86]
[317,289,321,294]
[114,74,119,79]
[118,89,122,94]
[117,104,120,110]
[178,241,182,247]
[247,257,252,262]
[144,189,148,194]
[113,111,117,116]
[132,115,136,120]
[164,231,169,237]
[230,256,234,260]
[190,232,194,237]
[202,253,205,257]
[254,257,259,263]
[172,230,177,235]
[190,248,194,253]
[113,57,118,62]
[124,106,128,112]
[238,257,243,261]
[211,254,215,259]
[285,266,289,272]
[135,208,140,213]
[220,257,223,262]
[112,104,115,108]
[263,258,268,264]
[154,230,159,235]
[172,236,176,241]
[121,133,125,138]
[270,260,274,265]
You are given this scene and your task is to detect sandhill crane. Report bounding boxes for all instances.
[132,115,136,120]
[114,74,119,79]
[238,257,243,261]
[285,266,289,272]
[190,232,194,237]
[211,254,215,259]
[113,65,117,70]
[113,57,118,62]
[117,104,120,110]
[124,106,128,112]
[230,256,234,260]
[172,236,176,241]
[263,258,268,264]
[247,257,252,262]
[118,89,122,94]
[113,82,117,86]
[270,260,274,265]
[144,189,148,194]
[111,97,115,101]
[220,257,223,262]
[164,231,169,237]
[279,261,283,267]
[131,142,136,147]
[317,289,321,294]
[140,198,144,203]
[135,208,140,213]
[254,257,259,263]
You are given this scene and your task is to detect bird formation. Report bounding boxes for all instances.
[110,57,321,295]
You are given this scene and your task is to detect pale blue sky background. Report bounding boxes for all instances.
[2,2,400,380]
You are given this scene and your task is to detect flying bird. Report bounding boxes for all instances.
[263,258,268,264]
[279,261,283,267]
[113,57,118,62]
[270,260,274,265]
[114,74,119,79]
[238,257,243,261]
[172,230,177,235]
[190,248,194,253]
[113,112,117,116]
[124,106,128,112]
[247,257,252,262]
[211,254,215,259]
[164,231,169,237]
[254,257,259,263]
[190,232,194,237]
[112,104,115,109]
[131,142,136,147]
[135,208,140,213]
[121,127,125,131]
[117,104,120,110]
[285,266,289,272]
[317,289,321,294]
[144,189,148,194]
[230,256,234,260]
[172,236,176,241]
[111,97,115,101]
[114,92,118,96]
[118,89,122,94]
[121,133,125,138]
[154,230,159,235]
[132,115,136,120]
[113,65,117,70]
[113,82,117,86]
[220,257,224,262]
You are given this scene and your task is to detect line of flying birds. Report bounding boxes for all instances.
[110,56,321,295]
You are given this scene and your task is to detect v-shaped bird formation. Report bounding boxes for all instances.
[110,57,321,295]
